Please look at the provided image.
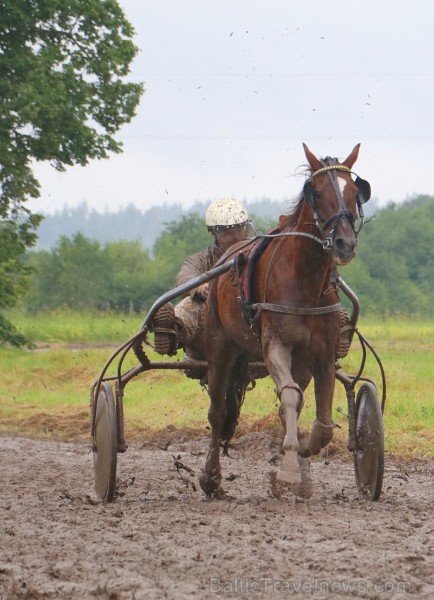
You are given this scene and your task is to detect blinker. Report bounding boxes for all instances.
[355,177,371,204]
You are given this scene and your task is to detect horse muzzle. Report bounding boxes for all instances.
[333,236,357,265]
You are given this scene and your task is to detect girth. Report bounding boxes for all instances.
[250,302,342,318]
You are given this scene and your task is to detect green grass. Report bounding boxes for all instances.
[6,308,145,344]
[1,311,433,458]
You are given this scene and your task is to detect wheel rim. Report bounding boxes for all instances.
[93,383,117,501]
[354,382,384,501]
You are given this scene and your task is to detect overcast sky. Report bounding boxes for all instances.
[31,0,434,214]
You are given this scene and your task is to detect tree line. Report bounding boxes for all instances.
[22,195,434,317]
[33,198,291,251]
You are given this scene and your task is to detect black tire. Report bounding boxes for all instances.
[93,382,117,502]
[353,382,384,501]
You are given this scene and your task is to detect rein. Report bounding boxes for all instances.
[258,230,333,250]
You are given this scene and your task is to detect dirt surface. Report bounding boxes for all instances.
[1,433,433,599]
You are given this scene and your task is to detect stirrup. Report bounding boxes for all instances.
[150,303,178,356]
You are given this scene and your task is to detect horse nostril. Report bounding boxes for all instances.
[335,237,355,255]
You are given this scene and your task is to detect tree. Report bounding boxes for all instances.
[151,214,212,293]
[154,214,212,257]
[0,218,39,345]
[25,233,111,310]
[0,0,143,342]
[105,240,152,312]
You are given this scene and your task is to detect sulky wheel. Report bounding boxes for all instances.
[353,382,384,501]
[93,382,117,502]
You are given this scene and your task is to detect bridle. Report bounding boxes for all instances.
[303,158,371,250]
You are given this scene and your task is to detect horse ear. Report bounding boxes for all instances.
[342,143,361,170]
[303,143,322,171]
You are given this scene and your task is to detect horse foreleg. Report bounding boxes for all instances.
[299,366,335,457]
[199,347,236,497]
[264,344,303,485]
[277,384,303,484]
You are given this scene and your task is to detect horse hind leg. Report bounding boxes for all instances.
[199,347,237,497]
[199,389,227,497]
[221,354,249,452]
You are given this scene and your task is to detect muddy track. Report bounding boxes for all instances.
[1,433,433,599]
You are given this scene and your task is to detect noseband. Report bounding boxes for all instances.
[304,159,366,249]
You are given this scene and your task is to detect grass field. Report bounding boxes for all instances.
[1,309,433,458]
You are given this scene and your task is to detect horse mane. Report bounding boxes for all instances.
[277,194,304,231]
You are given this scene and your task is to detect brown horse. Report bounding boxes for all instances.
[201,143,371,496]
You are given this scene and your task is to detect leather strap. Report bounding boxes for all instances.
[252,302,342,316]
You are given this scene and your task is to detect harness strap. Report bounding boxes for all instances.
[251,301,342,317]
[309,164,351,180]
[312,161,354,238]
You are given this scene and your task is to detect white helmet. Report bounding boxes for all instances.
[205,198,249,230]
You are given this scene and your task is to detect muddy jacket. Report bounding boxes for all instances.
[175,244,224,295]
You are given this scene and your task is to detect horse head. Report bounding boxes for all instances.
[302,143,371,266]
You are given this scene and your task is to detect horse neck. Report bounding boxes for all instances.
[261,212,335,304]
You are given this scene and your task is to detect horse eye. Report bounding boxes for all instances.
[314,190,321,199]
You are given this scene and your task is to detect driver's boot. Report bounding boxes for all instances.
[150,303,179,356]
[336,307,354,359]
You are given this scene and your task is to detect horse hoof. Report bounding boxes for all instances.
[297,444,311,458]
[270,471,301,498]
[307,420,335,455]
[297,431,312,458]
[276,468,302,485]
[277,452,301,485]
[199,471,222,497]
[270,463,312,499]
[297,455,313,499]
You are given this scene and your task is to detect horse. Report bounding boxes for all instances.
[200,143,371,497]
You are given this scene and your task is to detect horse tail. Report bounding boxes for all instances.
[221,353,250,452]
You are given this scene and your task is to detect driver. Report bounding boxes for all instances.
[152,198,252,360]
